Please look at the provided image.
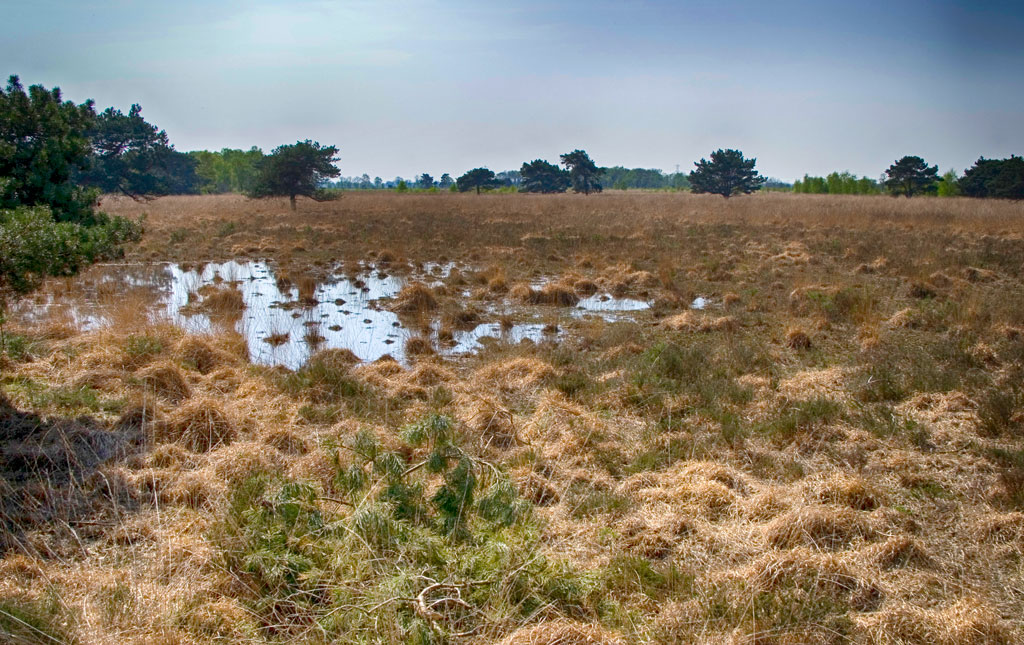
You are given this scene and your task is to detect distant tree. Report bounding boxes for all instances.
[396,179,409,193]
[418,173,435,189]
[374,176,383,189]
[689,149,765,198]
[496,170,521,187]
[520,159,569,193]
[884,156,939,197]
[559,149,602,195]
[79,103,198,197]
[960,156,1024,200]
[438,173,453,189]
[456,168,499,194]
[251,140,340,210]
[936,169,961,197]
[0,75,98,224]
[191,147,264,194]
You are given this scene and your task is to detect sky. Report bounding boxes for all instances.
[4,0,1024,181]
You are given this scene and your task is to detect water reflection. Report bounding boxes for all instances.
[21,261,657,369]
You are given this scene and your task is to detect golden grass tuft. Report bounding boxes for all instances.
[859,535,934,569]
[307,347,360,370]
[498,620,625,645]
[474,356,557,392]
[661,311,738,332]
[137,361,192,402]
[854,598,1013,645]
[261,427,310,455]
[158,397,238,452]
[173,334,235,374]
[206,440,286,486]
[811,471,881,510]
[198,285,246,318]
[390,281,438,313]
[765,505,875,550]
[511,282,580,306]
[457,394,518,448]
[404,335,435,357]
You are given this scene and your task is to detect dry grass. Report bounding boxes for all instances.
[3,191,1024,644]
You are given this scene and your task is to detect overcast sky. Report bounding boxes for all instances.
[4,0,1023,181]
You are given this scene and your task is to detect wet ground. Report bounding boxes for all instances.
[13,261,710,369]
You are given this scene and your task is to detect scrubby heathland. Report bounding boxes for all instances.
[2,191,1024,644]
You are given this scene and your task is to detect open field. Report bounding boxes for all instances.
[3,192,1024,643]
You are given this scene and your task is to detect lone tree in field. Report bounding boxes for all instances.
[559,149,602,195]
[689,149,765,198]
[520,159,569,193]
[251,140,340,210]
[883,156,939,197]
[456,168,499,194]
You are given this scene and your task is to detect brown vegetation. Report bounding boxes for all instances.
[2,192,1023,644]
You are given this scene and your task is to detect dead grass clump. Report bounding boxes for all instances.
[573,278,598,296]
[457,394,518,448]
[785,326,812,350]
[748,547,864,599]
[207,441,286,486]
[198,286,245,318]
[441,304,483,329]
[180,598,260,641]
[765,505,874,550]
[174,334,234,374]
[618,513,693,560]
[498,620,625,645]
[159,398,237,452]
[307,347,360,371]
[146,442,196,469]
[390,282,438,313]
[860,536,934,569]
[406,361,456,387]
[163,472,228,509]
[887,307,921,329]
[138,361,192,402]
[661,311,738,332]
[511,282,579,306]
[261,427,310,455]
[475,356,557,391]
[855,599,1013,645]
[777,366,849,402]
[812,472,881,510]
[976,512,1024,543]
[404,335,435,357]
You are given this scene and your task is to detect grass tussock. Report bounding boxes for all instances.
[158,397,238,452]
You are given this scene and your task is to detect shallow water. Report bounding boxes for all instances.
[18,261,598,369]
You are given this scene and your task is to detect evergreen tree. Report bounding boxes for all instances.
[883,156,939,197]
[0,75,98,224]
[456,168,499,194]
[960,156,1024,200]
[251,140,340,210]
[519,159,569,193]
[80,103,199,197]
[559,149,602,195]
[438,173,453,189]
[418,173,434,189]
[689,149,765,198]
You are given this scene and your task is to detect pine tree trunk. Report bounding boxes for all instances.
[290,194,297,210]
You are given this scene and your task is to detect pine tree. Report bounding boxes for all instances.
[688,149,765,198]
